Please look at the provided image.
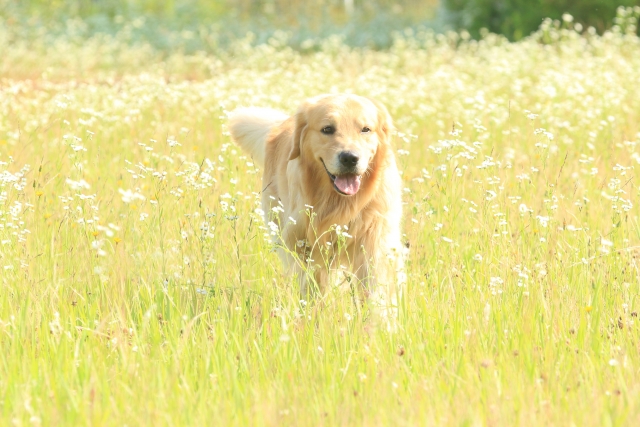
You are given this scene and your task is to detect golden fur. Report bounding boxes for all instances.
[229,94,404,320]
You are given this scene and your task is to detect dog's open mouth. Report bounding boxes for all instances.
[321,159,362,196]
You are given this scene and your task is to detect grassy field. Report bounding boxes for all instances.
[2,9,640,426]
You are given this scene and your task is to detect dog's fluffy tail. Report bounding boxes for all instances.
[228,107,288,168]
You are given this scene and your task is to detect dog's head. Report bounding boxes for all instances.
[289,94,393,196]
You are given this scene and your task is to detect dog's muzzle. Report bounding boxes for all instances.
[320,158,362,196]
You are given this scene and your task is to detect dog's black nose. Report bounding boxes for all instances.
[339,152,359,168]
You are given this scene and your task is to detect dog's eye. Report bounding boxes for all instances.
[361,127,371,133]
[321,126,335,135]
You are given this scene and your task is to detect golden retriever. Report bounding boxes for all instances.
[229,94,404,323]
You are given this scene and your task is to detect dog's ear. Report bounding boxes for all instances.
[289,95,331,160]
[289,105,307,161]
[369,98,394,145]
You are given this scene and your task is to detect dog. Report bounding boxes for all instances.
[229,94,405,323]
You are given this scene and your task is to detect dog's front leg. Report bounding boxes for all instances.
[277,217,313,299]
[282,245,329,301]
[354,232,405,330]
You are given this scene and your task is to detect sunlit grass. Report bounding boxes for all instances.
[1,9,640,426]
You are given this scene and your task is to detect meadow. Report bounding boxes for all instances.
[1,8,640,426]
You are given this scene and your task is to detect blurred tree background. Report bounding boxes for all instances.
[445,0,640,39]
[0,0,443,50]
[1,0,638,48]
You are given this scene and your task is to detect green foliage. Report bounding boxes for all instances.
[0,0,441,51]
[444,0,640,39]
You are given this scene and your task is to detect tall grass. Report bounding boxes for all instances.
[1,8,640,426]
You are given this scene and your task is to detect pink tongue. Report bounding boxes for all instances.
[334,175,361,195]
